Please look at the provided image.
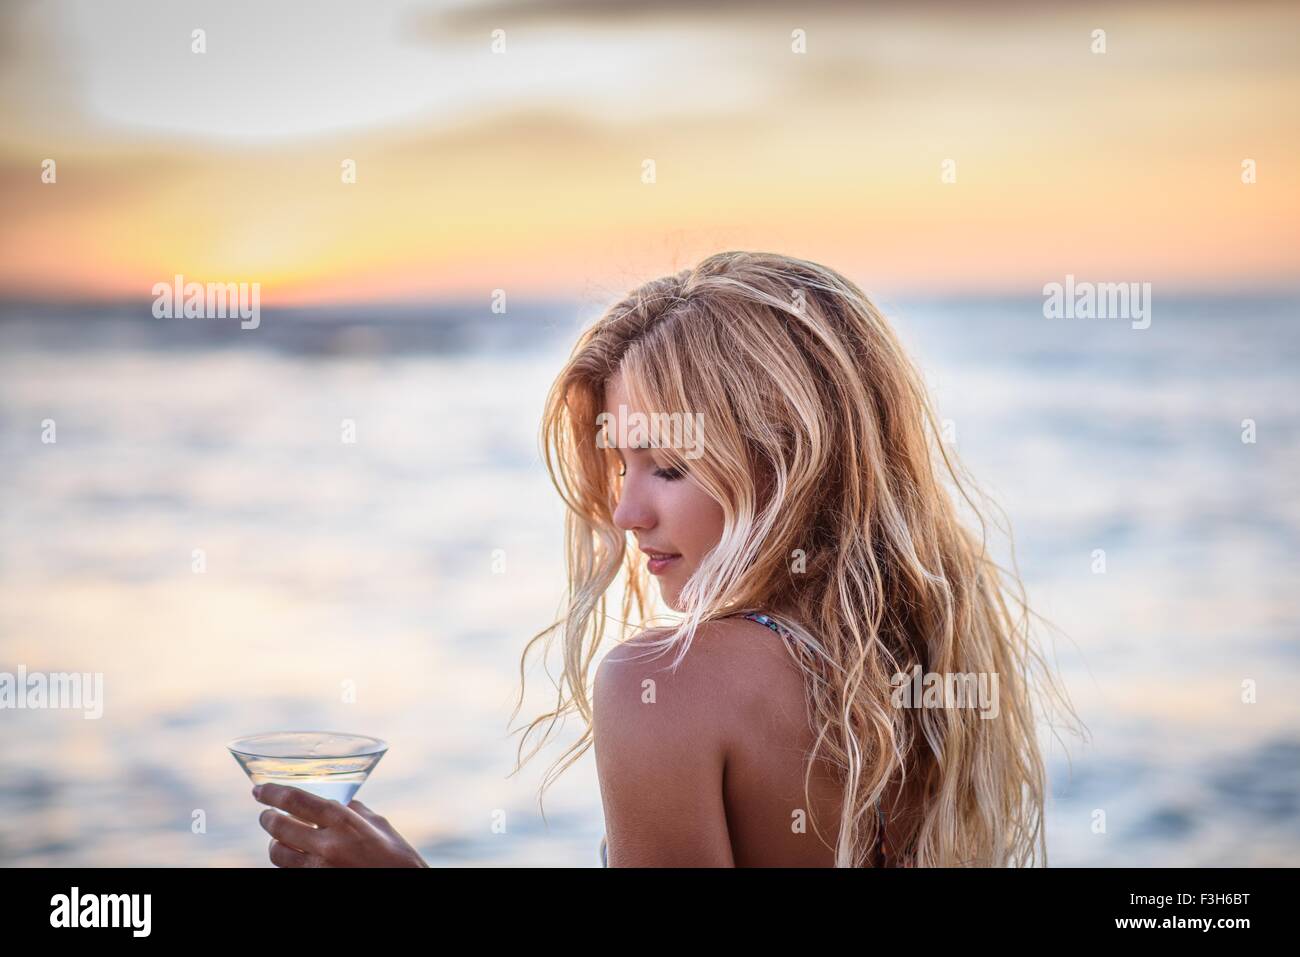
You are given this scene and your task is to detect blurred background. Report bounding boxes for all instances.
[1,0,1297,866]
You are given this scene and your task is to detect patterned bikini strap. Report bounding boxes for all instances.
[741,612,788,637]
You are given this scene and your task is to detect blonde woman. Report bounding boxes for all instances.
[512,250,1078,868]
[253,250,1076,868]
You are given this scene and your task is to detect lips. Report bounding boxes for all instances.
[640,547,681,576]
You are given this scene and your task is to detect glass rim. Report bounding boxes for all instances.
[225,730,388,759]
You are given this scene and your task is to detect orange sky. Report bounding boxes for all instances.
[1,0,1296,305]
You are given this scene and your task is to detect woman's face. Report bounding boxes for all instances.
[601,372,725,611]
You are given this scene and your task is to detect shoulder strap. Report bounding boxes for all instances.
[741,611,786,637]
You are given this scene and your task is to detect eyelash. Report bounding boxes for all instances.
[617,463,686,482]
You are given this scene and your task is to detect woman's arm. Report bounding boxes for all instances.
[593,633,736,867]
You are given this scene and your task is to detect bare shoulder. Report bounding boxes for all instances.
[591,617,808,865]
[593,617,807,753]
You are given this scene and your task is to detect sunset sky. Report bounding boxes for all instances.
[1,0,1297,305]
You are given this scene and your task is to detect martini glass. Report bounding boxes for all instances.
[228,731,387,816]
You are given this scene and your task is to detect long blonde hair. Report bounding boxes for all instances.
[511,250,1080,866]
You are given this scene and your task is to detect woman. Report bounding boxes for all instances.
[254,250,1077,867]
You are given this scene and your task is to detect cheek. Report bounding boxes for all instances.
[665,482,725,561]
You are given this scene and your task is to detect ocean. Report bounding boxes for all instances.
[1,293,1296,866]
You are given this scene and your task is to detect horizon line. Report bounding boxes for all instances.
[2,281,1298,314]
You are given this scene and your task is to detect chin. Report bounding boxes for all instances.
[658,582,684,612]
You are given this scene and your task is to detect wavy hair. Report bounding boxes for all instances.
[510,250,1080,866]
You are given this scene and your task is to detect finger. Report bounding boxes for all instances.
[268,837,310,868]
[347,800,382,822]
[254,783,348,828]
[348,802,395,836]
[259,808,327,855]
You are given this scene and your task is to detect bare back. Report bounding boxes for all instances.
[718,616,846,865]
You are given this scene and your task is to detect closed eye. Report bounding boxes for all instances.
[616,463,683,480]
[611,444,684,482]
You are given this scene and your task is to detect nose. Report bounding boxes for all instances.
[612,476,655,533]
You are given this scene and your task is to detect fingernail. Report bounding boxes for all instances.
[252,785,262,798]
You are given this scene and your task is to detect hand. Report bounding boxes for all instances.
[253,783,427,868]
